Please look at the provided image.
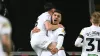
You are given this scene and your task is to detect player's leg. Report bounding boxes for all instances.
[30,33,51,49]
[30,34,53,56]
[31,33,60,56]
[41,50,52,56]
[37,35,52,50]
[30,33,43,56]
[41,50,58,56]
[31,46,42,56]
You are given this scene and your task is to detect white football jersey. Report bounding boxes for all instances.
[36,12,51,35]
[80,25,100,55]
[41,28,66,56]
[49,28,65,42]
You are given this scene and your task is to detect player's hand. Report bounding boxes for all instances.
[50,48,58,54]
[50,47,64,54]
[47,42,57,50]
[32,27,40,33]
[58,24,64,28]
[47,42,58,54]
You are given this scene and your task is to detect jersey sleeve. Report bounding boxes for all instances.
[43,15,51,23]
[0,20,12,35]
[56,28,66,50]
[56,28,66,36]
[78,28,86,39]
[80,28,85,35]
[74,28,86,47]
[74,37,83,47]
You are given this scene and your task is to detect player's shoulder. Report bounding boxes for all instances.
[0,15,9,23]
[80,27,90,35]
[0,15,11,28]
[38,12,50,18]
[56,27,65,33]
[81,27,90,31]
[57,27,65,30]
[56,28,66,35]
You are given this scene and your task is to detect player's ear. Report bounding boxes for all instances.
[90,18,92,23]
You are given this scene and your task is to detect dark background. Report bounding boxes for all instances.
[3,0,99,52]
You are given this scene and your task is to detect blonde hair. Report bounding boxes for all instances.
[91,11,100,24]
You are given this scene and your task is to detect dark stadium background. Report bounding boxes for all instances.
[3,0,100,53]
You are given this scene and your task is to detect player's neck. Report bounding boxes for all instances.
[92,23,99,27]
[48,11,53,16]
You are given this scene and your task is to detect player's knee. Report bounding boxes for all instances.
[30,39,37,48]
[30,42,37,49]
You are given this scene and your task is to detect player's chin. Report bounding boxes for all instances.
[53,22,58,25]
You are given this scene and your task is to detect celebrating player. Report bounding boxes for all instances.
[0,1,12,56]
[30,3,63,56]
[75,11,100,56]
[41,10,66,56]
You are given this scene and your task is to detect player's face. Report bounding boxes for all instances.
[52,12,61,25]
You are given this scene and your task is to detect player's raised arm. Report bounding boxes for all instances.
[44,20,63,30]
[44,10,63,30]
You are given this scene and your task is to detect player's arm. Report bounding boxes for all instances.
[2,34,12,56]
[74,35,84,47]
[56,34,64,50]
[31,16,63,33]
[44,20,63,30]
[48,28,65,54]
[31,27,40,33]
[56,28,65,50]
[74,28,86,47]
[75,28,85,47]
[50,31,65,54]
[1,21,12,56]
[48,37,64,55]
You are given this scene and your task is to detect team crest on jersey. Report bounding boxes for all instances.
[80,32,82,35]
[62,29,64,32]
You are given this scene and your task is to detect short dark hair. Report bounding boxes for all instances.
[44,2,56,11]
[54,10,62,14]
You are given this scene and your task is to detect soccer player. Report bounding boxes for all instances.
[41,10,66,56]
[0,2,12,56]
[30,3,63,56]
[75,11,100,56]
